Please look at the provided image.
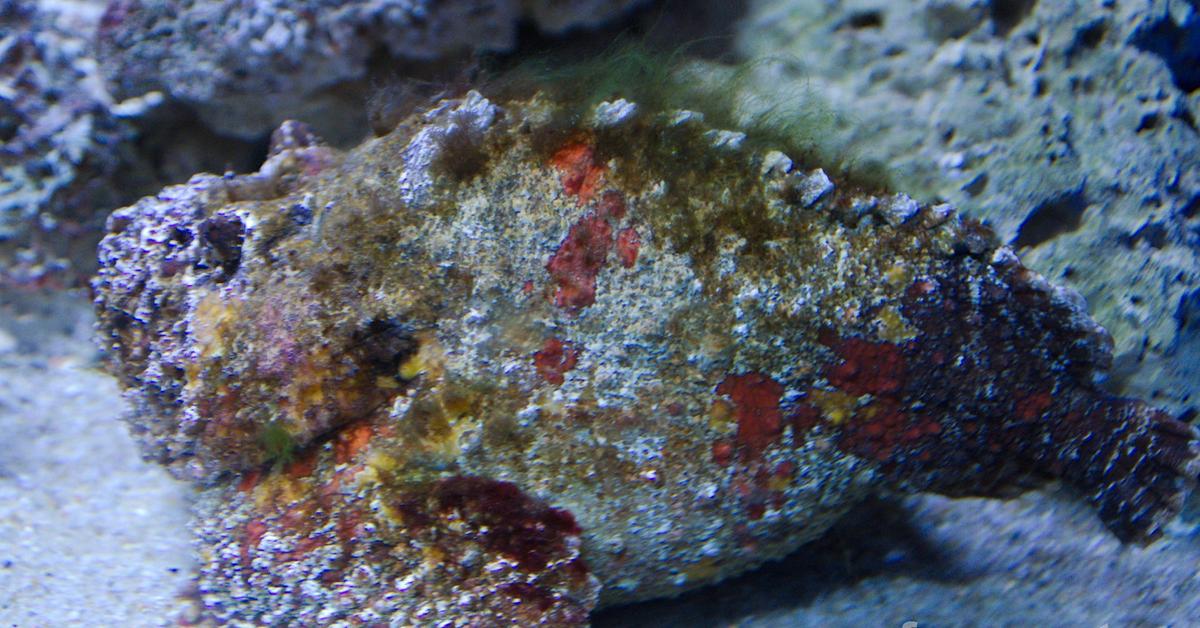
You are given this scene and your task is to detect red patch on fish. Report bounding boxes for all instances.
[717,373,785,461]
[617,227,640,268]
[533,337,579,386]
[547,213,612,310]
[551,142,604,205]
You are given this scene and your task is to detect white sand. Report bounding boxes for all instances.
[0,294,195,627]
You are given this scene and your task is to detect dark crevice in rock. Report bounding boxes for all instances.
[352,317,419,379]
[199,215,245,279]
[1067,18,1108,58]
[508,0,751,64]
[1175,104,1199,134]
[841,10,884,30]
[1010,187,1088,249]
[1182,193,1200,220]
[131,101,268,184]
[1120,221,1169,250]
[1130,11,1200,93]
[989,0,1037,38]
[1136,111,1161,134]
[1175,288,1200,336]
[962,172,990,197]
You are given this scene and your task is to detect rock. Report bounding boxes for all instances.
[95,0,649,141]
[528,0,648,33]
[0,0,148,287]
[94,92,1200,624]
[736,0,1200,417]
[592,99,640,128]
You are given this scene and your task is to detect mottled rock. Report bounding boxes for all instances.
[0,0,148,286]
[94,93,1200,623]
[738,0,1200,416]
[95,0,648,140]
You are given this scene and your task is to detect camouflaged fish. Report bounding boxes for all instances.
[94,92,1200,625]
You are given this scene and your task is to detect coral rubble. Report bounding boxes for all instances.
[94,92,1200,624]
[0,0,146,286]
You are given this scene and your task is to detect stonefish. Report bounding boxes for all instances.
[94,92,1200,625]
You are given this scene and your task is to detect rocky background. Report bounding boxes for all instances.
[1,0,1198,625]
[734,0,1200,420]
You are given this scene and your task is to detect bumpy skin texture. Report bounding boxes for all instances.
[95,0,647,139]
[0,0,138,286]
[197,464,598,625]
[94,93,1200,623]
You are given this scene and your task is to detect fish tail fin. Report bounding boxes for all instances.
[1049,397,1199,543]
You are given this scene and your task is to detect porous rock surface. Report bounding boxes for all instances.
[95,0,649,140]
[93,92,1200,624]
[0,0,147,286]
[737,0,1200,416]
